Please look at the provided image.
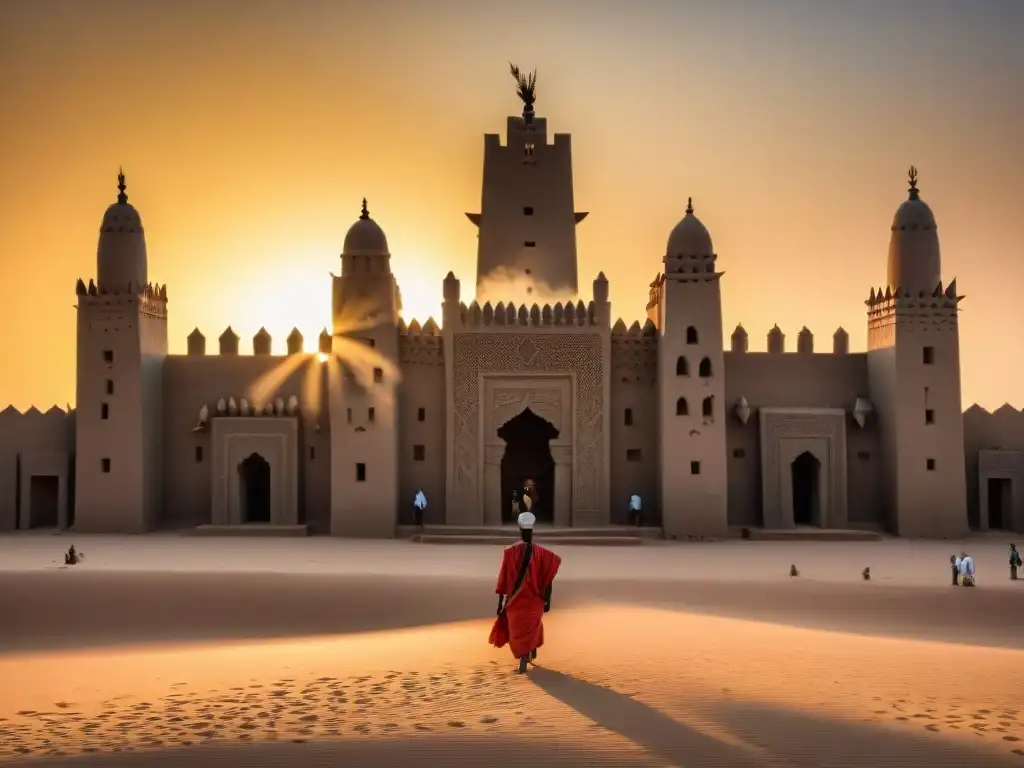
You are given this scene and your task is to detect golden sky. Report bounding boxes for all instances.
[1,0,1021,411]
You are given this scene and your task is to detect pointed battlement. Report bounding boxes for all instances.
[450,299,601,330]
[398,316,444,367]
[727,325,857,355]
[75,277,168,318]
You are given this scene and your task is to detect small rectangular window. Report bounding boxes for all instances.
[413,445,425,461]
[362,337,376,348]
[624,408,633,426]
[373,367,383,383]
[925,409,935,424]
[101,402,109,420]
[195,446,203,463]
[926,458,936,471]
[524,241,536,248]
[523,206,534,216]
[368,407,375,423]
[923,346,935,364]
[106,379,114,395]
[356,463,366,482]
[690,461,701,475]
[857,450,871,461]
[346,407,352,424]
[417,407,426,422]
[101,458,111,473]
[626,449,642,462]
[732,448,745,459]
[309,446,316,460]
[103,350,114,364]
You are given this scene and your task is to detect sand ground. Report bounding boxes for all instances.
[1,533,1023,767]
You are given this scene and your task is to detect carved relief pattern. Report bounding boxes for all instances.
[492,388,563,434]
[979,450,1024,478]
[452,333,603,514]
[762,412,847,525]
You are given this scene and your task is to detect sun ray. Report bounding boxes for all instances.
[247,352,309,409]
[301,355,324,420]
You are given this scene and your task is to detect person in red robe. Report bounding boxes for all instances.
[488,511,562,674]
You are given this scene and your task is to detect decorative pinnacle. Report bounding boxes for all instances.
[686,197,694,215]
[907,166,919,200]
[116,167,128,204]
[360,198,369,220]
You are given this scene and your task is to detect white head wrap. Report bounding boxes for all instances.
[517,511,536,530]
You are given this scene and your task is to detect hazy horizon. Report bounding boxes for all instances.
[1,0,1022,411]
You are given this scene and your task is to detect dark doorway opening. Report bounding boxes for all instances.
[988,477,1011,530]
[29,475,59,528]
[791,451,821,526]
[239,453,271,523]
[498,408,558,524]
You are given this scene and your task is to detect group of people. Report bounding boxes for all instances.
[950,551,976,586]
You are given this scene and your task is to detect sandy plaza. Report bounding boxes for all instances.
[1,533,1022,767]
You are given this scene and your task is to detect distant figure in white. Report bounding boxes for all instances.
[413,490,427,528]
[958,551,976,587]
[628,494,643,527]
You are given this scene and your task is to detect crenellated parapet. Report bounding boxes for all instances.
[75,277,168,319]
[398,317,444,367]
[441,271,609,332]
[866,279,963,329]
[963,403,1024,451]
[729,324,853,355]
[610,318,658,381]
[186,327,326,356]
[0,404,75,420]
[451,299,601,330]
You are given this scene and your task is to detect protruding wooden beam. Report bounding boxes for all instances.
[465,213,481,226]
[575,212,589,224]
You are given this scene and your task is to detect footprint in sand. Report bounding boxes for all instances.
[1005,736,1022,743]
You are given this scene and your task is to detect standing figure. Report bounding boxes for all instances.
[950,554,960,586]
[413,490,427,528]
[958,551,976,587]
[628,494,643,527]
[510,489,520,523]
[1010,543,1021,581]
[489,511,562,674]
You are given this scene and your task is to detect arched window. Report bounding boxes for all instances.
[675,356,689,376]
[699,357,712,377]
[676,397,689,416]
[702,396,714,418]
[686,326,699,345]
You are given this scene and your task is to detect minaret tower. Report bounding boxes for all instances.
[467,65,588,298]
[653,198,729,538]
[74,170,167,532]
[328,199,402,537]
[867,168,967,537]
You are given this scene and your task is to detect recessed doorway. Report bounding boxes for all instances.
[239,453,271,523]
[28,475,60,528]
[987,477,1012,530]
[498,408,558,524]
[791,451,822,526]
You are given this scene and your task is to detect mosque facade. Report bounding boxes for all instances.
[1,80,1023,538]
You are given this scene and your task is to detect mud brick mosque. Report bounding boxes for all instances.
[1,70,1022,538]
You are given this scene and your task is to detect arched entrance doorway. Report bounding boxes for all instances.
[498,408,558,524]
[239,453,271,523]
[791,451,821,526]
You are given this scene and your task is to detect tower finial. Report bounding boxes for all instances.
[360,198,369,220]
[686,197,694,215]
[907,165,919,201]
[116,167,128,204]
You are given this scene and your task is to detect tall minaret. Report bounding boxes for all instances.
[75,170,167,532]
[867,167,967,537]
[328,199,402,537]
[467,65,588,298]
[653,199,729,539]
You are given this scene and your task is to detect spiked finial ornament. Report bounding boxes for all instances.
[907,166,919,201]
[360,198,369,220]
[686,197,694,215]
[116,167,128,204]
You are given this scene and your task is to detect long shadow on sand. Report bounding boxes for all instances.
[528,668,1019,767]
[527,667,760,767]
